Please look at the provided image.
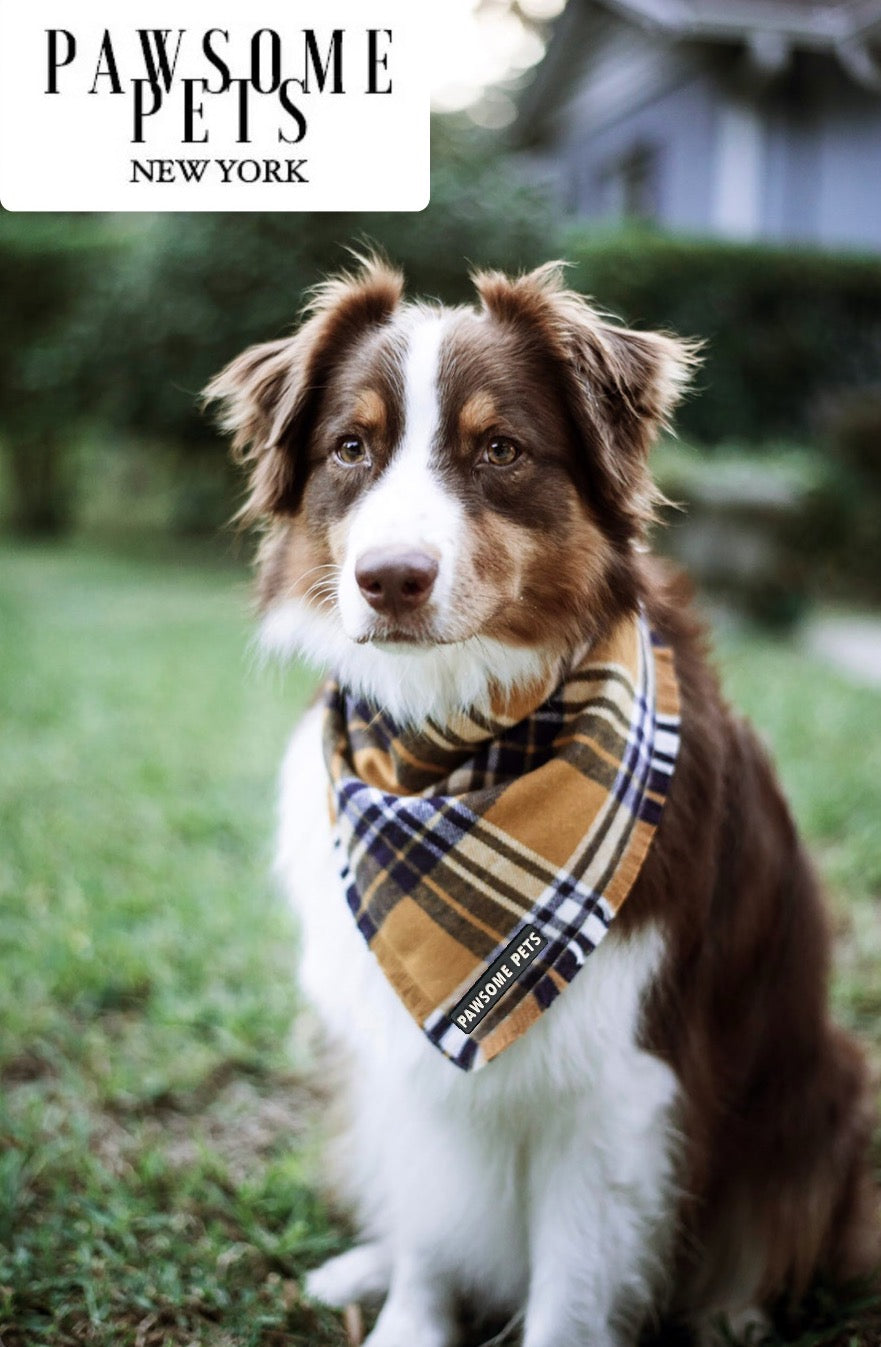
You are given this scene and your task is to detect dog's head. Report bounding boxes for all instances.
[205,256,697,721]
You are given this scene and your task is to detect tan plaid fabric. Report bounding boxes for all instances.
[323,609,680,1071]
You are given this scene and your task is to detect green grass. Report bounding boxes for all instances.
[1,541,879,1346]
[718,625,881,1050]
[0,541,348,1346]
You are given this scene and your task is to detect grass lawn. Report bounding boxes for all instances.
[1,540,879,1347]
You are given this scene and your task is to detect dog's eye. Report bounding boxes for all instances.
[484,437,520,468]
[335,436,368,467]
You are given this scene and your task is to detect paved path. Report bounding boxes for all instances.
[802,612,881,688]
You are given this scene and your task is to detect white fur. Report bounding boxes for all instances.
[259,597,553,726]
[337,313,465,643]
[281,707,682,1347]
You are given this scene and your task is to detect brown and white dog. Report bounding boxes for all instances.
[206,257,879,1347]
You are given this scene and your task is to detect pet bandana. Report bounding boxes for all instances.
[322,609,680,1072]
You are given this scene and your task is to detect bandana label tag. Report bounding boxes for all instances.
[450,926,549,1035]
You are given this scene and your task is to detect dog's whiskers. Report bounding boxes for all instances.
[303,568,341,610]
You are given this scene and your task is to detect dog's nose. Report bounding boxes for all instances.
[355,548,439,616]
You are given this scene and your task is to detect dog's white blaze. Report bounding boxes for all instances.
[336,311,465,639]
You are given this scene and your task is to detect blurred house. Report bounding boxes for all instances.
[514,0,881,250]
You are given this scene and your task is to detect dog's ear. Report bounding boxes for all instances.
[474,262,701,540]
[203,254,404,525]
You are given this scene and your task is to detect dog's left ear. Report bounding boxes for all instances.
[475,263,701,538]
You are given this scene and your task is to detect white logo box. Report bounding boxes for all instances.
[0,0,429,211]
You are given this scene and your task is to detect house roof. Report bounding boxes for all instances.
[598,0,881,45]
[515,0,881,141]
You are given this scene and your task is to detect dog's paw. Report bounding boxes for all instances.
[362,1279,458,1347]
[304,1243,391,1309]
[364,1305,455,1347]
[694,1307,772,1346]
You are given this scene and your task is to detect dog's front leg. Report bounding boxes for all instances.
[521,1064,677,1347]
[363,1250,457,1347]
[523,1290,624,1347]
[522,1238,626,1347]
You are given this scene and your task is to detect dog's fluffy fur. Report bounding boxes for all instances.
[206,257,879,1347]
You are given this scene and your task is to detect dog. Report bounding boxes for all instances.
[205,257,879,1347]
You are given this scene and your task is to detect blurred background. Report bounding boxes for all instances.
[2,2,881,1344]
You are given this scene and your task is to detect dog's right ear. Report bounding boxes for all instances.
[203,254,403,525]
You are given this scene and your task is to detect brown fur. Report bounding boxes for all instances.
[205,257,879,1325]
[621,563,880,1318]
[458,391,499,439]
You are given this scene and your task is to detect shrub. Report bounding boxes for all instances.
[815,388,881,597]
[819,386,881,485]
[652,441,858,618]
[0,216,118,531]
[564,228,881,450]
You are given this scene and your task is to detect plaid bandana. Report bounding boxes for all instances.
[322,609,680,1072]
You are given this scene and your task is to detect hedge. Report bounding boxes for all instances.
[93,221,881,452]
[5,169,881,537]
[564,228,881,448]
[5,210,881,456]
